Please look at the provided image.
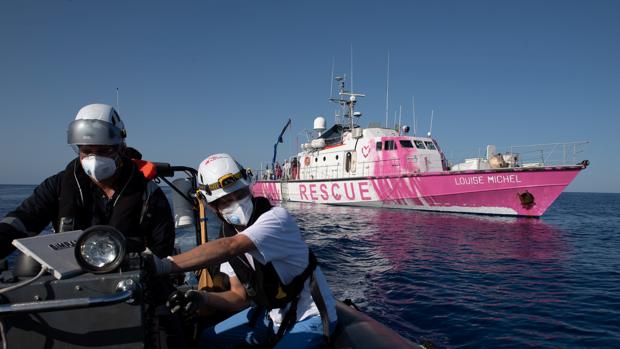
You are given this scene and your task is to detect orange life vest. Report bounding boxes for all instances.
[131,159,157,180]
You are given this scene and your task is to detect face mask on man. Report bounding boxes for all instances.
[220,195,254,226]
[81,155,118,182]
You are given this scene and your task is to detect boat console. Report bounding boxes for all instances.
[0,258,168,348]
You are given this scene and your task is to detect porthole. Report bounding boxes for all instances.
[323,156,326,161]
[336,155,339,160]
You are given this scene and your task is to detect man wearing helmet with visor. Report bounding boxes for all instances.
[0,103,175,259]
[145,153,338,349]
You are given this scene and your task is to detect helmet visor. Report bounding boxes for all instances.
[67,119,125,146]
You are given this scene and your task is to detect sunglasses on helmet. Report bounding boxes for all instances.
[199,171,244,196]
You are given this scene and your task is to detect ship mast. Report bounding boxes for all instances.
[328,76,365,134]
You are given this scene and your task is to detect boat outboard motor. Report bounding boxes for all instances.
[171,178,195,228]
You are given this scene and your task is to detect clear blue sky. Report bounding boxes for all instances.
[1,0,618,192]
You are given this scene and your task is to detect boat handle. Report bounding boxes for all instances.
[0,278,139,315]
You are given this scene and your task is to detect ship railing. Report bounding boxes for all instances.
[507,141,589,167]
[444,141,590,168]
[254,141,589,182]
[255,158,424,181]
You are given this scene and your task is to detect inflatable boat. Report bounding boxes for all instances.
[0,163,424,349]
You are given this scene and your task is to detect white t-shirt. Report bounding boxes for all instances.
[219,206,337,328]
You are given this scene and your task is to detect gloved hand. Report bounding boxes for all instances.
[166,289,208,315]
[141,248,173,275]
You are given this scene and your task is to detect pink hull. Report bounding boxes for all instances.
[252,166,585,217]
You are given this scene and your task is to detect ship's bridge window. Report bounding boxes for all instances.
[424,141,437,150]
[414,140,426,149]
[399,140,414,148]
[384,140,396,150]
[376,142,382,151]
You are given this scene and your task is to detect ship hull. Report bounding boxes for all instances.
[252,166,584,217]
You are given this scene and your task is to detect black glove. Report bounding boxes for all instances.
[166,289,208,315]
[141,248,173,275]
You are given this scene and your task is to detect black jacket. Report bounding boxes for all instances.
[0,157,175,259]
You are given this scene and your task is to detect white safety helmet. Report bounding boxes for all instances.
[67,103,127,149]
[197,153,250,203]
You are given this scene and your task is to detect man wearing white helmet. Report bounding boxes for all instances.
[0,103,175,258]
[146,153,337,349]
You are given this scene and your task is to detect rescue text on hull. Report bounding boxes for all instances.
[253,164,586,217]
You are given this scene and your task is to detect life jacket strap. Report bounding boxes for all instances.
[310,270,331,343]
[275,294,300,341]
[271,251,331,346]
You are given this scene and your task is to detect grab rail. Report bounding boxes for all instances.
[0,279,139,315]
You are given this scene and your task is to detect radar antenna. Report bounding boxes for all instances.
[385,51,390,128]
[428,110,434,137]
[116,88,120,113]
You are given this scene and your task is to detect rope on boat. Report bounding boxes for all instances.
[0,266,49,295]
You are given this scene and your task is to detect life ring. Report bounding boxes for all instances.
[304,156,311,166]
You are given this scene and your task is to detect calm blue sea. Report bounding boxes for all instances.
[1,185,619,348]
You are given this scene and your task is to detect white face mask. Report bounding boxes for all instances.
[81,155,117,182]
[220,195,254,226]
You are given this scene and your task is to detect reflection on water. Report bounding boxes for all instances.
[283,201,619,348]
[368,209,567,270]
[288,201,567,274]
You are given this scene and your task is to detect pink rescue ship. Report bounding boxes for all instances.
[252,77,589,217]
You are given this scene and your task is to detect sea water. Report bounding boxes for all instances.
[1,185,619,348]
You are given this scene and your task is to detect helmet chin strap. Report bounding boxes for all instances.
[95,159,135,202]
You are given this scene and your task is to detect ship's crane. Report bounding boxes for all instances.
[272,118,292,169]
